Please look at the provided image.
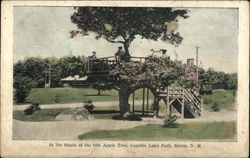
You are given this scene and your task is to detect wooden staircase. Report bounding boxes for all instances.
[156,85,201,118]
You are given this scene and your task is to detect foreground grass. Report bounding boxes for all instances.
[78,121,236,141]
[13,104,154,121]
[202,89,236,110]
[25,88,154,104]
[13,108,70,122]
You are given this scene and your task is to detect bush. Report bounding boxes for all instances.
[203,98,213,104]
[54,94,62,103]
[32,102,41,110]
[162,115,179,128]
[211,103,220,112]
[24,103,40,115]
[14,75,37,103]
[24,106,35,115]
[83,100,95,112]
[84,104,95,112]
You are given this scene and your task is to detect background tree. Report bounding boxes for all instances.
[71,7,189,58]
[90,80,113,96]
[14,74,37,103]
[13,56,87,102]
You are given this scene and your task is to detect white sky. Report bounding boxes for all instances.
[14,7,238,73]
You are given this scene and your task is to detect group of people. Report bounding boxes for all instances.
[88,46,130,62]
[88,47,168,63]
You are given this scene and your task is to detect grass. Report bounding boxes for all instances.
[202,89,236,110]
[13,108,70,122]
[25,88,154,104]
[13,104,153,121]
[78,121,236,141]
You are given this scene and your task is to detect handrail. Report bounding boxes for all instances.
[183,92,201,113]
[184,91,201,110]
[184,88,201,104]
[184,96,201,114]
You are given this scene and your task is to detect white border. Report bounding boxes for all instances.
[1,1,249,157]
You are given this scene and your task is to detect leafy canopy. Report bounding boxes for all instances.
[109,57,197,91]
[71,7,189,53]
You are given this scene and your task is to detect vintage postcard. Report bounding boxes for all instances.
[1,1,249,157]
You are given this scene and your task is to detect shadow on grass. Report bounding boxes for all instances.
[112,115,142,121]
[90,110,119,114]
[84,94,111,96]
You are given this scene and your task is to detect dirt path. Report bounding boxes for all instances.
[13,101,236,140]
[13,100,153,111]
[13,109,236,140]
[13,119,149,140]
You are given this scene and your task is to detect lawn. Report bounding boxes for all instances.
[13,104,156,122]
[13,108,71,122]
[25,88,154,104]
[202,89,236,110]
[78,121,236,141]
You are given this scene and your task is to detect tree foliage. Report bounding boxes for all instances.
[90,80,113,95]
[14,75,37,103]
[110,57,195,91]
[13,56,87,102]
[71,7,189,56]
[199,68,237,94]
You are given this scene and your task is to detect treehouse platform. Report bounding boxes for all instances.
[86,56,148,75]
[86,56,202,119]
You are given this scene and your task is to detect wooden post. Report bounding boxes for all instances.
[156,97,159,117]
[142,88,145,116]
[132,91,135,114]
[166,86,170,117]
[181,87,185,119]
[146,88,149,114]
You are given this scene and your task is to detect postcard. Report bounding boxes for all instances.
[1,1,249,157]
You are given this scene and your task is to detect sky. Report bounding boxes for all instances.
[14,7,238,73]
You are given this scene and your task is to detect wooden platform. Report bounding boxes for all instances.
[86,56,148,74]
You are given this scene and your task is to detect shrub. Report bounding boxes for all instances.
[32,102,41,110]
[84,104,95,112]
[83,100,95,112]
[14,75,37,103]
[211,103,220,112]
[203,98,213,105]
[162,115,179,128]
[24,106,35,115]
[24,103,41,115]
[54,94,62,103]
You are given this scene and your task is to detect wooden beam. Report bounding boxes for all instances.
[156,97,160,117]
[166,86,170,117]
[181,87,185,119]
[142,88,145,116]
[146,88,149,113]
[132,91,135,114]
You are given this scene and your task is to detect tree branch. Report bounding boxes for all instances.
[114,86,120,91]
[105,37,125,44]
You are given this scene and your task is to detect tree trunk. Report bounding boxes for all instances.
[123,42,131,62]
[118,84,131,117]
[97,89,101,96]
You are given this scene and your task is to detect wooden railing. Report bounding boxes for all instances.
[157,85,201,116]
[86,56,148,73]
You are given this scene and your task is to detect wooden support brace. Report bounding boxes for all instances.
[142,88,145,116]
[166,87,170,116]
[132,91,135,114]
[181,87,185,119]
[146,88,149,114]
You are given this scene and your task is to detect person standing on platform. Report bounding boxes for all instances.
[115,46,125,63]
